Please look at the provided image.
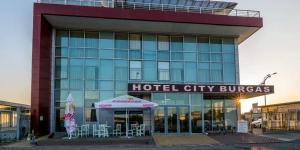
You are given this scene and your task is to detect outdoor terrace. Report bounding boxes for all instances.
[37,0,260,18]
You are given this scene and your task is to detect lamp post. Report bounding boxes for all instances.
[260,72,277,106]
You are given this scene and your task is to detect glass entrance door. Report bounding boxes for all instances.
[167,107,177,133]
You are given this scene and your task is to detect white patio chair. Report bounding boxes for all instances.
[137,124,145,136]
[128,124,137,136]
[92,124,99,138]
[98,124,109,138]
[112,124,122,136]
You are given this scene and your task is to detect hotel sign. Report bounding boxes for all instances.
[128,83,274,94]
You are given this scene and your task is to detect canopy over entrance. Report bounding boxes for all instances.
[95,95,158,109]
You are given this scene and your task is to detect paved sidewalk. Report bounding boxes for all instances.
[260,132,300,142]
[153,134,219,146]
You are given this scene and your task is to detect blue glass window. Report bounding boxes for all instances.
[129,50,142,59]
[199,53,210,62]
[115,60,128,80]
[171,52,183,61]
[143,51,156,60]
[184,36,197,51]
[85,80,99,90]
[211,54,222,62]
[85,32,99,48]
[129,34,141,50]
[100,91,114,101]
[115,33,128,49]
[55,79,69,89]
[85,91,99,100]
[70,31,84,47]
[158,62,170,80]
[85,59,99,79]
[211,63,223,82]
[198,37,209,53]
[55,58,68,78]
[100,81,114,90]
[100,49,114,59]
[143,61,157,81]
[70,80,83,90]
[130,61,142,80]
[115,81,128,91]
[100,32,114,49]
[198,63,210,82]
[158,35,169,51]
[70,48,84,58]
[171,36,183,51]
[56,30,69,47]
[211,38,222,53]
[85,48,98,58]
[223,63,236,83]
[184,62,197,82]
[55,48,68,57]
[70,90,83,107]
[100,60,114,80]
[223,53,235,62]
[70,59,84,79]
[143,34,156,51]
[223,38,235,53]
[115,49,128,59]
[158,51,169,61]
[171,62,184,82]
[184,52,197,61]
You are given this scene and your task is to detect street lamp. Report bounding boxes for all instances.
[260,72,277,106]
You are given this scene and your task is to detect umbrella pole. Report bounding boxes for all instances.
[126,108,128,138]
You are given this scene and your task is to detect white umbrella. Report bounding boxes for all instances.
[64,94,76,139]
[95,95,158,137]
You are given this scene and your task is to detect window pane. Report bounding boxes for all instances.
[85,91,99,99]
[55,47,68,57]
[100,49,114,59]
[70,90,83,107]
[143,51,156,60]
[199,53,210,62]
[211,38,222,53]
[85,31,99,48]
[55,79,69,89]
[211,63,222,82]
[198,37,209,53]
[130,61,142,80]
[70,31,84,47]
[85,59,99,79]
[85,48,98,58]
[85,80,99,90]
[143,34,156,51]
[100,60,114,80]
[211,54,222,62]
[171,62,183,82]
[70,80,83,90]
[55,58,68,78]
[56,30,69,47]
[171,36,183,51]
[70,59,84,79]
[223,53,235,62]
[223,63,236,83]
[115,60,128,80]
[184,36,197,51]
[115,81,128,91]
[144,61,157,81]
[158,35,169,50]
[100,32,114,49]
[69,48,84,58]
[100,91,114,100]
[198,63,210,82]
[100,81,114,90]
[115,49,128,59]
[184,52,197,61]
[223,38,235,53]
[85,109,97,122]
[115,33,128,49]
[157,51,169,61]
[171,52,183,61]
[184,62,197,82]
[129,50,142,59]
[158,62,169,80]
[129,34,141,50]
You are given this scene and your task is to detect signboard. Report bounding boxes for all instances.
[128,83,274,94]
[237,120,249,133]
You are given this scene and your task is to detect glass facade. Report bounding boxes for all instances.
[54,30,238,132]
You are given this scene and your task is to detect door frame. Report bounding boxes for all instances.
[163,105,190,134]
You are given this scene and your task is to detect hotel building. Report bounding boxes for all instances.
[32,0,274,135]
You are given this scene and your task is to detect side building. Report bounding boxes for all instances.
[32,0,274,135]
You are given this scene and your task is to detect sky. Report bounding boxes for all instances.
[0,0,300,112]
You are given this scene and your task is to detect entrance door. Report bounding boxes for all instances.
[167,107,177,133]
[114,110,144,134]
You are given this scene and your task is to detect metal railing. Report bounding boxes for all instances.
[37,0,260,18]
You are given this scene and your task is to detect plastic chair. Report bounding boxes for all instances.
[113,124,122,136]
[128,124,137,136]
[137,124,145,136]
